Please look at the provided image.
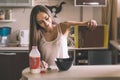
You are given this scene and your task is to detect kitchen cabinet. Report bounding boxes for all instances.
[0,0,33,7]
[34,0,59,5]
[110,40,120,64]
[0,53,16,80]
[69,50,88,65]
[0,52,29,80]
[88,50,112,65]
[68,25,112,65]
[69,25,109,49]
[74,0,107,7]
[75,50,88,65]
[117,18,120,40]
[69,49,113,65]
[68,24,111,65]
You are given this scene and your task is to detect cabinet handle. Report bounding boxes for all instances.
[0,53,16,55]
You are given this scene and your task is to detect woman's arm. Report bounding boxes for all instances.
[64,19,97,29]
[60,20,97,35]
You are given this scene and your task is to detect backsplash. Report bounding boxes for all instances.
[0,0,102,41]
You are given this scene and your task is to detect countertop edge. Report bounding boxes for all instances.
[0,46,29,50]
[110,40,120,51]
[0,47,29,52]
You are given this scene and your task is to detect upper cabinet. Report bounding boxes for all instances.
[74,0,107,7]
[0,0,34,7]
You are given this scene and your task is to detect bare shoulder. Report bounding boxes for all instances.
[58,22,70,35]
[59,22,70,28]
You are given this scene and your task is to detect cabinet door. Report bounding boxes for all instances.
[16,0,33,6]
[16,53,29,80]
[75,0,107,7]
[0,53,16,80]
[0,0,16,4]
[88,50,112,65]
[0,0,7,3]
[0,0,32,7]
[0,52,29,80]
[75,50,88,65]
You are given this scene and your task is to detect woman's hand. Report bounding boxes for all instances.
[87,20,97,30]
[40,60,48,73]
[41,60,48,69]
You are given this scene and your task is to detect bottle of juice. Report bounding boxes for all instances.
[29,46,41,74]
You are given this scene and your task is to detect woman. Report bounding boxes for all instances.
[29,5,97,66]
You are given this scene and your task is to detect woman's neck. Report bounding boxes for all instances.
[42,25,57,33]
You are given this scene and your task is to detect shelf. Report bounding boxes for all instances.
[69,24,109,49]
[0,20,16,22]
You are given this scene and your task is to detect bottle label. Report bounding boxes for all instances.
[29,57,40,69]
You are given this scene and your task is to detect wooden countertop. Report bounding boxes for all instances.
[0,46,28,50]
[22,65,120,80]
[0,46,29,52]
[0,46,108,52]
[110,40,120,51]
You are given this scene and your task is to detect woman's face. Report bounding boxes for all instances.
[36,12,52,30]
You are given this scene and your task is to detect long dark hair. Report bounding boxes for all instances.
[29,5,56,52]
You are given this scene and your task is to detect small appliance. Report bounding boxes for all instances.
[0,27,11,46]
[19,29,29,47]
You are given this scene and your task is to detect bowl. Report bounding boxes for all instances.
[57,57,73,62]
[55,58,73,71]
[7,41,20,47]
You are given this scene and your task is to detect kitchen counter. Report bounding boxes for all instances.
[22,65,120,80]
[110,40,120,51]
[110,40,120,64]
[0,46,107,53]
[0,46,29,53]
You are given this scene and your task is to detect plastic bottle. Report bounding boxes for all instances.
[29,46,41,74]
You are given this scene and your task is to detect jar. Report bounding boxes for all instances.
[5,9,12,20]
[0,10,5,20]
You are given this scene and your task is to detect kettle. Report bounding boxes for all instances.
[19,29,29,47]
[0,27,11,46]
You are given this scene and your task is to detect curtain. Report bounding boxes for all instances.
[102,0,117,40]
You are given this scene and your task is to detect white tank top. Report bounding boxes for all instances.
[39,24,69,66]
